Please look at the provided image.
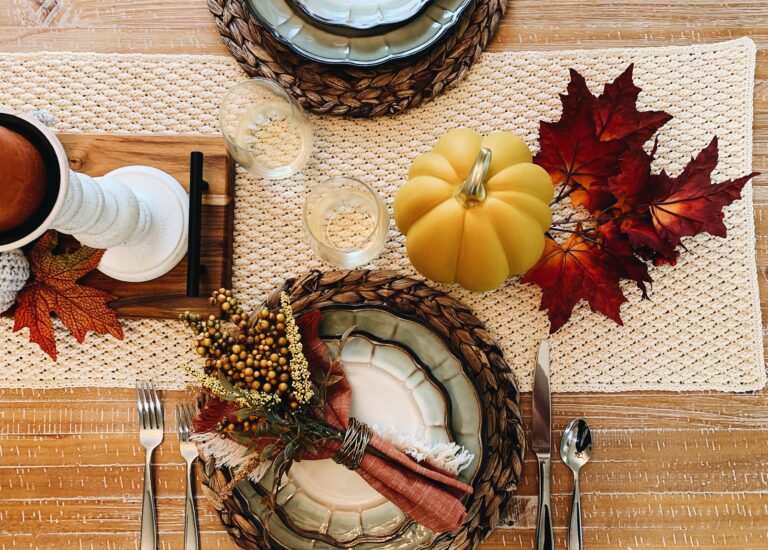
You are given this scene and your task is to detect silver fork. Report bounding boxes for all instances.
[136,381,163,550]
[176,402,200,550]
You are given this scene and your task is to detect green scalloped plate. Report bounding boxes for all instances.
[231,306,483,549]
[245,0,472,66]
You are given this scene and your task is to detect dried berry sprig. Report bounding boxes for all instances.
[181,289,298,408]
[280,293,314,406]
[181,303,401,547]
[181,290,316,440]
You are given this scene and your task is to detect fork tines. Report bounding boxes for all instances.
[175,402,196,442]
[136,380,163,430]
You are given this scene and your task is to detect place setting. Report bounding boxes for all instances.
[0,0,763,549]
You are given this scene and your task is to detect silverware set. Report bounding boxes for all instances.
[135,342,587,550]
[533,341,593,550]
[136,381,200,550]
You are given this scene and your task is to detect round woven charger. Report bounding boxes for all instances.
[201,270,526,549]
[208,0,507,117]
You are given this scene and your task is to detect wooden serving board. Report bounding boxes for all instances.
[59,133,235,319]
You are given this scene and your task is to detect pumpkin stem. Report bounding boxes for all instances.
[456,147,491,208]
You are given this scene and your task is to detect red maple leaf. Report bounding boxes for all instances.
[557,69,595,117]
[535,66,671,194]
[607,141,658,211]
[526,66,756,333]
[598,221,652,298]
[647,138,756,247]
[593,65,672,147]
[570,140,658,218]
[193,397,240,434]
[619,215,678,262]
[13,231,123,360]
[535,75,624,190]
[521,232,627,333]
[571,183,617,215]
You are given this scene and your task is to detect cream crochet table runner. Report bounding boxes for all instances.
[0,38,762,392]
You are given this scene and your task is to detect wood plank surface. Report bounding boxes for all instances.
[58,133,235,319]
[1,1,768,549]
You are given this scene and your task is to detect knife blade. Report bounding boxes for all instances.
[532,339,554,550]
[532,339,551,454]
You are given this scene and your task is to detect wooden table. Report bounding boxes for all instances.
[1,1,767,548]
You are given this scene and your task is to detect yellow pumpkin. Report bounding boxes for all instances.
[394,128,554,292]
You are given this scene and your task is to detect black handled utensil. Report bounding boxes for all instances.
[186,151,208,297]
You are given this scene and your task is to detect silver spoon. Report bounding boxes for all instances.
[560,418,593,550]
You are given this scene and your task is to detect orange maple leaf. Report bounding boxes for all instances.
[13,231,123,360]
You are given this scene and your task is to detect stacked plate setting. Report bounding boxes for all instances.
[246,0,473,66]
[229,3,486,545]
[230,306,485,549]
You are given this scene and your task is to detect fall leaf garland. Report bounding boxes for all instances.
[12,231,123,360]
[525,65,758,333]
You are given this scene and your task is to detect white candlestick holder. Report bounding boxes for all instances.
[0,109,188,282]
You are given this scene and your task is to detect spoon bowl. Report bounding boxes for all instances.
[560,418,593,471]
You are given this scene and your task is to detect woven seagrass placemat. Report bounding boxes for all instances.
[0,38,762,393]
[208,0,506,117]
[201,270,525,549]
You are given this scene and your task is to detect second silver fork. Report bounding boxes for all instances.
[136,381,163,550]
[177,402,200,550]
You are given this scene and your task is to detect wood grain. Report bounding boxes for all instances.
[1,1,768,549]
[58,133,235,319]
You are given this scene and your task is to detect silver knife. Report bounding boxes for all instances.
[532,339,554,550]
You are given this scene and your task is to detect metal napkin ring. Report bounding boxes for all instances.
[332,417,373,470]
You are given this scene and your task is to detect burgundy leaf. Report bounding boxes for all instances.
[593,65,672,147]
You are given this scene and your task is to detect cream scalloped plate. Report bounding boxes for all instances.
[287,0,431,33]
[232,306,483,549]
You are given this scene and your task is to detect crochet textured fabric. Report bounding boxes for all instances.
[0,38,762,392]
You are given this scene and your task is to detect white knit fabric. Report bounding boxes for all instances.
[0,38,761,392]
[0,250,29,313]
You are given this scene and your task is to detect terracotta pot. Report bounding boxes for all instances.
[0,125,47,233]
